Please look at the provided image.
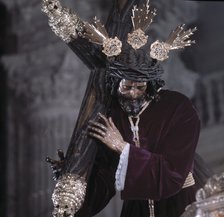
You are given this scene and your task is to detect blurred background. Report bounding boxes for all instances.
[0,0,224,216]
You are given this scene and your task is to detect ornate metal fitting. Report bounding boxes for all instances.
[52,173,87,217]
[42,0,196,59]
[102,37,122,57]
[127,0,156,50]
[83,18,123,57]
[150,41,170,61]
[196,173,224,202]
[181,173,224,217]
[127,28,149,50]
[41,0,84,43]
[167,25,197,50]
[41,0,62,15]
[150,25,197,61]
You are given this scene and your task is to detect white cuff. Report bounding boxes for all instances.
[115,143,130,191]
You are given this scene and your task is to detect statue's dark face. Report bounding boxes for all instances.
[117,79,147,116]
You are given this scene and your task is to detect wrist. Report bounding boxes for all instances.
[116,141,128,154]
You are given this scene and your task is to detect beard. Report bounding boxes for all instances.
[118,94,147,117]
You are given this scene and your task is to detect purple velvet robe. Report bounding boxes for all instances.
[75,89,200,217]
[112,90,200,217]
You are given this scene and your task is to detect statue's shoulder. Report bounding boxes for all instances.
[159,89,191,104]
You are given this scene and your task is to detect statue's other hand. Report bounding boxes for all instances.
[46,149,65,181]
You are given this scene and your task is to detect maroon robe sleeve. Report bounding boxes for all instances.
[121,98,200,201]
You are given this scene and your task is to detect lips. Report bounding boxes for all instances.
[118,94,147,116]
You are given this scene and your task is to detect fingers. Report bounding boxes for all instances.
[52,169,61,181]
[108,117,117,129]
[88,132,104,142]
[88,115,108,140]
[57,149,65,161]
[88,117,106,143]
[46,156,57,164]
[89,126,106,137]
[98,113,110,127]
[53,167,62,174]
[98,113,116,130]
[89,120,107,131]
[46,151,65,181]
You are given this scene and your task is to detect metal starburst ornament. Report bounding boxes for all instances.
[127,0,157,50]
[83,17,122,57]
[150,24,197,61]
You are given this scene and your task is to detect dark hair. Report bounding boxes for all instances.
[146,79,165,102]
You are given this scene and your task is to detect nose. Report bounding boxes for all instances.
[129,89,138,98]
